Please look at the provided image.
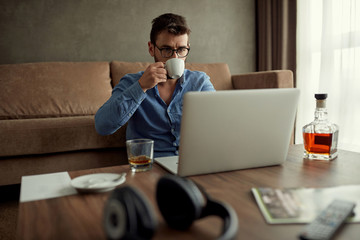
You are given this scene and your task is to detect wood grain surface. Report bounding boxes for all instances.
[16,145,360,240]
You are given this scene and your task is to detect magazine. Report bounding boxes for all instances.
[251,185,360,224]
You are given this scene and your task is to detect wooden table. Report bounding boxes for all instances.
[16,145,360,240]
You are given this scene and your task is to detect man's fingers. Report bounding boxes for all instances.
[139,62,169,91]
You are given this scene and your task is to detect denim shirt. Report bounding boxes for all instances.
[95,69,215,157]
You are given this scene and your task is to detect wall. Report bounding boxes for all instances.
[0,0,255,74]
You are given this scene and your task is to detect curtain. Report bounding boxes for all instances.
[256,0,297,144]
[256,0,297,84]
[297,0,360,152]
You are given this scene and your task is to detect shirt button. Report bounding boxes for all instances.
[128,113,131,117]
[175,150,179,155]
[167,109,170,113]
[171,128,175,133]
[173,142,177,147]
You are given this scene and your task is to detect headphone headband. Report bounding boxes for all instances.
[201,198,239,240]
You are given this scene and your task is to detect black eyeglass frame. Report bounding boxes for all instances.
[154,44,190,58]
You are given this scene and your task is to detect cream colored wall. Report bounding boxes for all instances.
[0,0,255,74]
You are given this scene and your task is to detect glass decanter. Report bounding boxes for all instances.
[303,93,339,160]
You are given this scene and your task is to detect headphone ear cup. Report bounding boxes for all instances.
[104,198,128,240]
[104,186,157,240]
[156,175,205,230]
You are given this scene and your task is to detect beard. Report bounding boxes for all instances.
[153,55,161,63]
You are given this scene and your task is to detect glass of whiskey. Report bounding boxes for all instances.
[303,93,339,160]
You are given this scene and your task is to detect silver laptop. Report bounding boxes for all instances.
[155,88,300,176]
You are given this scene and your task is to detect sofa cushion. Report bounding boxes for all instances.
[0,62,112,120]
[110,61,151,87]
[0,116,126,157]
[232,70,294,89]
[186,63,233,90]
[110,61,233,90]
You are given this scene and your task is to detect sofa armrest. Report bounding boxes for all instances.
[231,70,294,89]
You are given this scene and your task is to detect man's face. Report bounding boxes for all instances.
[148,31,189,63]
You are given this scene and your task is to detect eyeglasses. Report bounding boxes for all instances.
[155,45,190,58]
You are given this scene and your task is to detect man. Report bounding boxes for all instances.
[95,13,215,157]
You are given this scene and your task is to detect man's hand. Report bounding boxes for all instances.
[138,62,167,92]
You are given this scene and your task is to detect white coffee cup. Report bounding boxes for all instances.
[165,58,185,79]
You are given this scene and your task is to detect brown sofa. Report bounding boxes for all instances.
[0,61,294,186]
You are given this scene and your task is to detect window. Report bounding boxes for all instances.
[297,0,360,152]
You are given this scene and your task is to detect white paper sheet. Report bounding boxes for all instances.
[20,172,77,202]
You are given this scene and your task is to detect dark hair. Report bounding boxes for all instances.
[150,13,191,44]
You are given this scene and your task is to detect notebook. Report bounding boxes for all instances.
[155,88,300,177]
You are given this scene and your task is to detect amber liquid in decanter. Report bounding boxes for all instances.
[303,94,339,160]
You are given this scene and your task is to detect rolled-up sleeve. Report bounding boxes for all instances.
[95,73,146,135]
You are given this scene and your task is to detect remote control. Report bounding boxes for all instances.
[299,199,356,240]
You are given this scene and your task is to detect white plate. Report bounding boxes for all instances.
[71,173,126,193]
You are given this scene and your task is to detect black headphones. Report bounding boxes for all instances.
[103,174,238,240]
